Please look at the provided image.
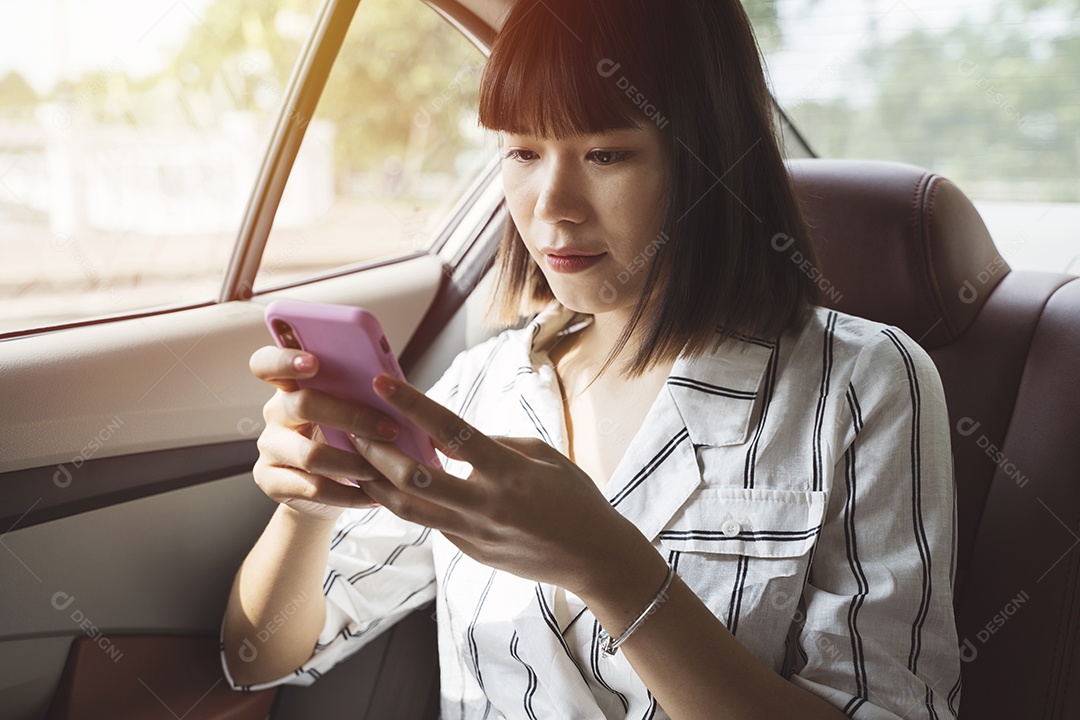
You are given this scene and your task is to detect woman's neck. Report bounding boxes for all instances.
[549,305,658,396]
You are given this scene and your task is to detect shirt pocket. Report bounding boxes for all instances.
[655,487,827,667]
[656,487,827,577]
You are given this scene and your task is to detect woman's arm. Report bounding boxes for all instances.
[221,506,336,686]
[221,346,425,687]
[577,536,848,720]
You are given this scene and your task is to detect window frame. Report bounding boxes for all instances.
[218,0,361,304]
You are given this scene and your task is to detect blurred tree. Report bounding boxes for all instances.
[167,0,483,191]
[780,0,1079,201]
[742,0,784,53]
[0,71,38,118]
[170,0,319,104]
[863,7,1077,200]
[314,0,483,183]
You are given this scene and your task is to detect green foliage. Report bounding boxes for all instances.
[783,0,1080,200]
[315,0,482,178]
[166,0,483,181]
[742,0,784,53]
[170,0,319,102]
[0,71,37,117]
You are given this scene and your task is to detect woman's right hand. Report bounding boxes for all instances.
[249,345,402,521]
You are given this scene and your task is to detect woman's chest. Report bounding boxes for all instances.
[560,367,671,493]
[563,390,653,493]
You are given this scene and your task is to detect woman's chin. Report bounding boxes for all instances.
[548,284,627,316]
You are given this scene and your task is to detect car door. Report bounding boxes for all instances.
[0,1,506,717]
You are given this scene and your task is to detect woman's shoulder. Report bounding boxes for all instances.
[788,304,896,346]
[790,304,934,359]
[781,305,944,394]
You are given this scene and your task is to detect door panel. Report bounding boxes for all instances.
[0,252,506,719]
[1,256,444,476]
[0,638,70,719]
[0,473,272,718]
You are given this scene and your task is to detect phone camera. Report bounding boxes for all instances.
[272,320,301,350]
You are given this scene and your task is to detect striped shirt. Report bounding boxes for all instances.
[222,299,962,719]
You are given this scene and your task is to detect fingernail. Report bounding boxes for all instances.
[293,354,315,373]
[377,419,400,439]
[373,374,397,396]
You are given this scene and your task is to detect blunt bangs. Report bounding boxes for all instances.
[478,1,666,138]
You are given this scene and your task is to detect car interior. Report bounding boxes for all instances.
[1,0,1077,718]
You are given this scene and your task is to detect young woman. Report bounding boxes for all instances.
[221,1,962,718]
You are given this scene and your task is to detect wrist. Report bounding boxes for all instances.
[275,503,341,533]
[597,562,676,655]
[575,527,669,615]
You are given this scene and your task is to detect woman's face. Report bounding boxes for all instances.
[500,124,669,316]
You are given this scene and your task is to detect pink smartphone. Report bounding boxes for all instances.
[263,299,442,472]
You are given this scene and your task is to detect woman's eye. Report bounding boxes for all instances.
[588,149,629,166]
[503,149,537,162]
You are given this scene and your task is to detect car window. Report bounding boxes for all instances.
[251,0,498,294]
[0,0,324,336]
[747,0,1080,275]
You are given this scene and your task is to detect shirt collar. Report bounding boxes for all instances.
[521,299,776,448]
[524,299,594,358]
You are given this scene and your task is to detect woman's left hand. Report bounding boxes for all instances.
[349,373,654,598]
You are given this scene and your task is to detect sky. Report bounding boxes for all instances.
[0,0,219,94]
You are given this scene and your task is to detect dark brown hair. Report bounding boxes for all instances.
[478,0,820,380]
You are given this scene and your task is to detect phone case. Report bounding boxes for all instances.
[263,299,442,472]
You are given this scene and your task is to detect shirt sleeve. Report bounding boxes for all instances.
[786,328,962,719]
[221,352,465,691]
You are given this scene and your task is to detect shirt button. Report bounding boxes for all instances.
[722,520,742,537]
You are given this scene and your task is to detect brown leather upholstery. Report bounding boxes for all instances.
[788,158,1080,718]
[43,635,277,720]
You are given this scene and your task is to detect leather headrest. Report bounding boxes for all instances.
[785,158,1007,348]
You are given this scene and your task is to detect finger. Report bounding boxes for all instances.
[370,374,512,472]
[361,476,476,535]
[276,387,403,443]
[349,432,483,510]
[259,426,388,484]
[253,457,378,509]
[250,345,319,392]
[431,436,460,460]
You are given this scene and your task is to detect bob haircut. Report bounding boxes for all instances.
[478,0,821,380]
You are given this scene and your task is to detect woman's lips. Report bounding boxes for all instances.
[545,253,606,273]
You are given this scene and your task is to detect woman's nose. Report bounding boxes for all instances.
[534,162,587,225]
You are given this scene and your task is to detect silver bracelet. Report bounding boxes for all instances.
[597,563,676,657]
